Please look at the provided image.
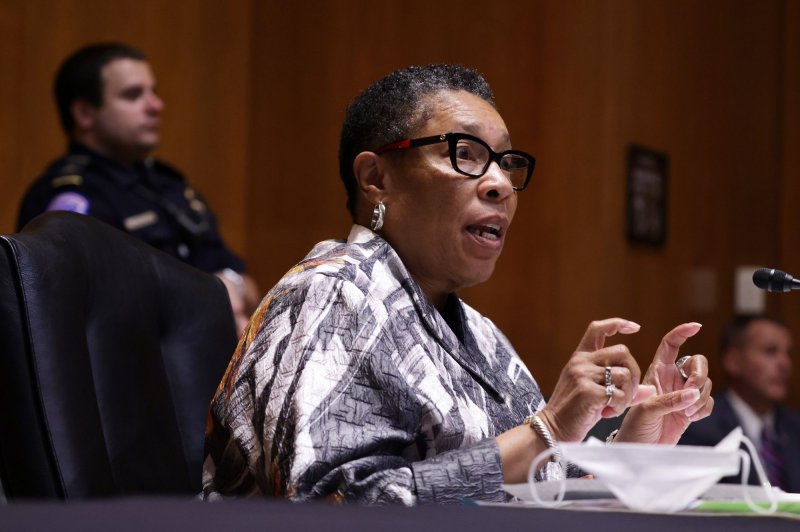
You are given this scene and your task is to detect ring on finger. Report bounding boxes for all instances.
[605,383,615,407]
[676,355,692,380]
[604,366,612,387]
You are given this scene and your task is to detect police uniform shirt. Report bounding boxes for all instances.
[17,142,245,275]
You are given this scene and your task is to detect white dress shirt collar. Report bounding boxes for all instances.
[726,389,775,450]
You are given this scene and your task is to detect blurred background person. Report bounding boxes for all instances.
[680,314,800,492]
[16,42,259,335]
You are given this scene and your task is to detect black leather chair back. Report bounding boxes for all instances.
[0,212,237,499]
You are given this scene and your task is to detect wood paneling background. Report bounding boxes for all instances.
[2,0,798,407]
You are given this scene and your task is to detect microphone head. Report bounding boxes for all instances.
[753,268,776,290]
[753,268,797,292]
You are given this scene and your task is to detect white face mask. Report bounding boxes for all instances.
[520,427,778,514]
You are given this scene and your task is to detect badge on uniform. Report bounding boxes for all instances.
[184,187,207,214]
[123,210,159,231]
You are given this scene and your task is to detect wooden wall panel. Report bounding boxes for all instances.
[589,0,784,392]
[0,0,252,254]
[777,0,800,408]
[0,1,26,231]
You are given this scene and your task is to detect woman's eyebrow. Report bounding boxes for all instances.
[456,121,512,145]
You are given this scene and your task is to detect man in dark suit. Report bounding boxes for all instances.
[679,314,800,492]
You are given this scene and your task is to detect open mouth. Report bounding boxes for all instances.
[466,223,502,241]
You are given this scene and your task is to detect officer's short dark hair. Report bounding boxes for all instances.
[54,42,147,134]
[338,64,495,220]
[720,314,788,353]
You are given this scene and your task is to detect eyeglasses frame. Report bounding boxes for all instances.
[374,132,536,191]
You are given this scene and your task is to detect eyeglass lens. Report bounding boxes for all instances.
[453,137,530,188]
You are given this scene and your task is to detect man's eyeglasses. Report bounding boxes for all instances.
[374,132,536,191]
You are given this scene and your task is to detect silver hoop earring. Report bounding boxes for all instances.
[370,201,385,231]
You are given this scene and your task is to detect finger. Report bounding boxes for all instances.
[600,384,626,418]
[652,322,702,365]
[608,365,636,406]
[630,384,657,405]
[688,395,715,422]
[576,318,641,352]
[595,364,633,386]
[598,364,638,416]
[685,378,713,419]
[682,354,709,391]
[639,387,701,416]
[603,383,656,417]
[589,344,642,388]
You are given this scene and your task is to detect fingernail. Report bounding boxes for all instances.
[620,321,641,333]
[681,388,701,404]
[689,322,703,329]
[689,411,705,422]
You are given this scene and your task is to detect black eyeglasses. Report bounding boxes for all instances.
[374,132,536,191]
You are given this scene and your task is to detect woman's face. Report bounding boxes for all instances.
[379,89,519,307]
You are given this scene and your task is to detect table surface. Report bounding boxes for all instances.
[1,497,798,532]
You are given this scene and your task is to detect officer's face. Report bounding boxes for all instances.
[88,58,164,163]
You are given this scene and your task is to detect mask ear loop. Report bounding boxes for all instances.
[526,448,567,507]
[737,435,778,514]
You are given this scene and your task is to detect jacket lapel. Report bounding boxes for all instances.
[351,225,505,401]
[396,264,504,401]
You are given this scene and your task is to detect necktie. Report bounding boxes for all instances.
[760,428,785,490]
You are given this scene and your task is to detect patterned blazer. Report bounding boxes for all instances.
[203,225,548,504]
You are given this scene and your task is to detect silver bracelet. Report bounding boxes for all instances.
[524,413,561,462]
[606,429,619,444]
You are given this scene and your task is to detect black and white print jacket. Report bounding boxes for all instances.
[203,225,549,504]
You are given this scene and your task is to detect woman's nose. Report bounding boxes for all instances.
[477,161,515,201]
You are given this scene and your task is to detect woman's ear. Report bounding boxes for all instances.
[353,151,387,205]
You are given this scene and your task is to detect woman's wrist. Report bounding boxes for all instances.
[523,413,561,463]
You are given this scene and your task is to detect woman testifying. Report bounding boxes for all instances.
[203,65,713,504]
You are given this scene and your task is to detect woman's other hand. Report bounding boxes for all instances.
[616,322,714,444]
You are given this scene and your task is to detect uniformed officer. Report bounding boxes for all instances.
[17,42,258,336]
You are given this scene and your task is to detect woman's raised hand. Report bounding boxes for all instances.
[616,322,713,444]
[538,318,648,443]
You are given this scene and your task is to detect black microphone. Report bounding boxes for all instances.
[752,268,800,292]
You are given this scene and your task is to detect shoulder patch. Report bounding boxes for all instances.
[51,174,83,188]
[46,192,90,215]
